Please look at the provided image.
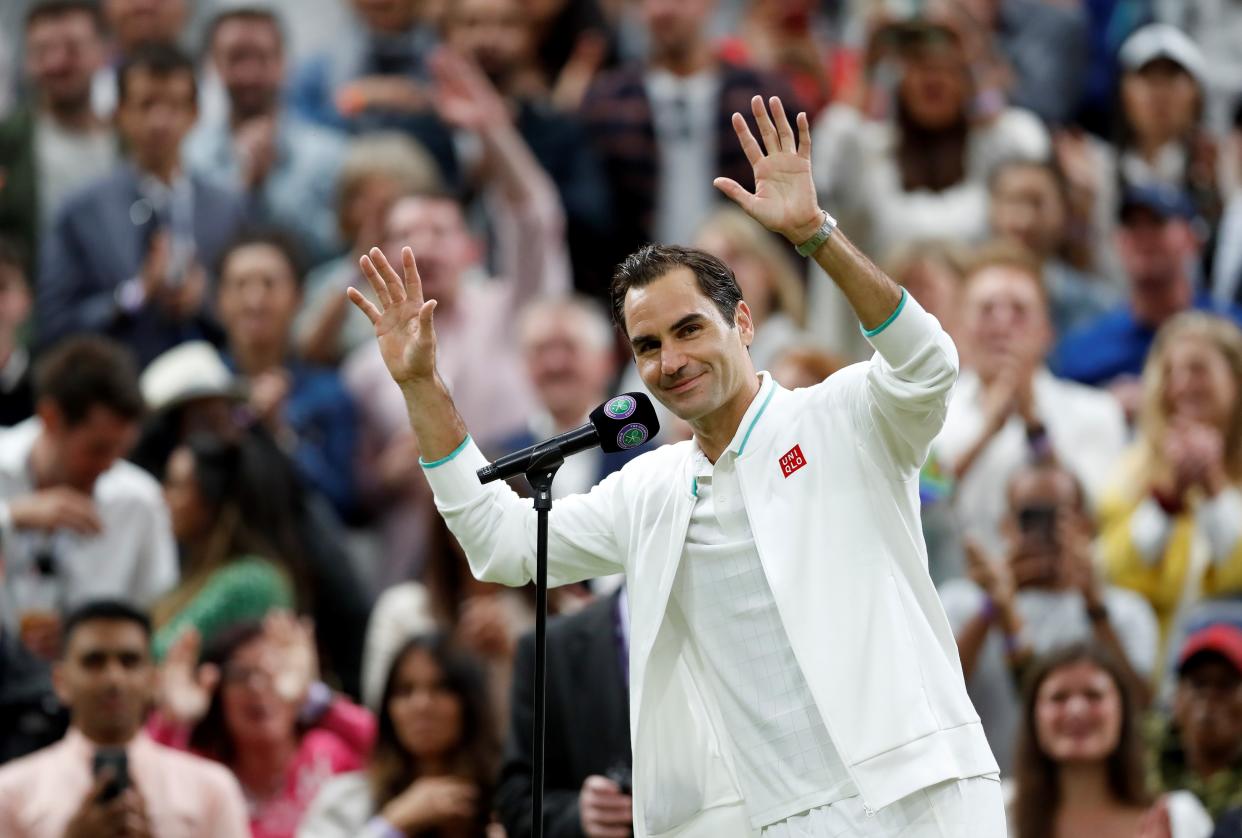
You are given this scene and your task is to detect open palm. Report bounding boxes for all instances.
[349,246,439,386]
[714,96,822,243]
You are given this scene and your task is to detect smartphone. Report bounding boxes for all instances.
[93,748,129,802]
[1017,504,1059,549]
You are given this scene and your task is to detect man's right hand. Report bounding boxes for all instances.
[579,775,633,838]
[63,773,151,838]
[349,246,439,389]
[7,487,101,534]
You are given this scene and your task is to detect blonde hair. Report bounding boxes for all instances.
[696,207,806,328]
[1135,312,1242,486]
[336,132,443,241]
[883,238,967,286]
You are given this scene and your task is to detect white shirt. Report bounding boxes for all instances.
[646,68,720,246]
[670,417,855,828]
[0,419,178,625]
[34,113,117,230]
[934,368,1128,555]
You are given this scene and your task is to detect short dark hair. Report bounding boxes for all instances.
[62,600,152,655]
[34,336,145,426]
[610,245,743,335]
[217,227,308,290]
[117,41,197,105]
[25,0,105,33]
[0,236,29,278]
[206,6,284,53]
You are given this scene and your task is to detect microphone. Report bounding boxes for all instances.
[476,393,660,485]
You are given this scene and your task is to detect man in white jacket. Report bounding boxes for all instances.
[348,96,1004,837]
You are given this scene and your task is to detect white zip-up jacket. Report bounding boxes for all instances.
[422,292,999,836]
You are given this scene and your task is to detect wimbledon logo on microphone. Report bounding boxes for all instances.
[618,423,648,449]
[605,396,636,420]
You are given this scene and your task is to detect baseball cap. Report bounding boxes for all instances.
[1118,183,1195,224]
[1118,23,1207,89]
[1177,623,1242,675]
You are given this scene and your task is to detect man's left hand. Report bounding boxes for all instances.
[713,95,824,245]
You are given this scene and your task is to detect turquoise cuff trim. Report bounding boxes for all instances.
[860,289,907,338]
[419,435,472,469]
[737,384,776,456]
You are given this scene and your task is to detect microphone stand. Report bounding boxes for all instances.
[523,450,564,838]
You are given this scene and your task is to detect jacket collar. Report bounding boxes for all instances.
[687,371,776,493]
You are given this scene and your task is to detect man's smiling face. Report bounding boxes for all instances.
[623,267,754,423]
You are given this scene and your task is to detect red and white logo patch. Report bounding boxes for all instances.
[779,444,807,478]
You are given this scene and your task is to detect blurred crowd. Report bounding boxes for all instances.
[1,0,1241,836]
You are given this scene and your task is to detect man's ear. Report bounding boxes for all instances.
[36,398,63,436]
[735,300,755,347]
[52,659,70,707]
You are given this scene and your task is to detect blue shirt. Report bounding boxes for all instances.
[1050,295,1242,385]
[224,356,359,519]
[184,115,347,263]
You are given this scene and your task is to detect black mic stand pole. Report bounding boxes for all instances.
[524,451,564,838]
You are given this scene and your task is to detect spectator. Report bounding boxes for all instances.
[93,0,192,117]
[151,613,376,838]
[0,1,117,272]
[287,0,439,134]
[344,187,566,585]
[580,0,798,262]
[938,461,1159,773]
[1009,643,1213,838]
[1057,22,1222,271]
[0,338,177,661]
[502,295,636,498]
[934,243,1127,553]
[883,239,968,359]
[1148,623,1242,821]
[693,207,808,371]
[1097,313,1242,648]
[495,589,632,838]
[984,0,1090,126]
[132,339,373,699]
[440,0,613,296]
[1209,102,1242,309]
[299,633,499,837]
[216,229,359,519]
[0,600,250,837]
[36,43,247,368]
[151,433,298,660]
[768,344,846,391]
[294,132,443,365]
[987,157,1122,335]
[360,516,534,725]
[186,6,348,265]
[1052,185,1242,397]
[716,0,855,117]
[0,239,33,426]
[812,16,1048,262]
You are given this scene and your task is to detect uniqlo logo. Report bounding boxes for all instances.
[779,444,807,478]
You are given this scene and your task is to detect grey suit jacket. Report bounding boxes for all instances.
[36,163,246,366]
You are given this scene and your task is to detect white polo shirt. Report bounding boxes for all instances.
[669,393,857,829]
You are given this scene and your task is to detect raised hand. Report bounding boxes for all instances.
[714,95,824,245]
[158,628,219,726]
[348,246,439,388]
[262,610,319,706]
[430,49,509,133]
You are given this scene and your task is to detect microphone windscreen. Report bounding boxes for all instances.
[589,393,661,454]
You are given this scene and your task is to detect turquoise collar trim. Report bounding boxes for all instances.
[736,381,776,456]
[420,434,472,469]
[860,289,907,338]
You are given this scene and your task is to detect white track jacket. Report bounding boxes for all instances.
[422,292,999,836]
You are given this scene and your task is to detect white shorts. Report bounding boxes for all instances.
[761,776,1007,838]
